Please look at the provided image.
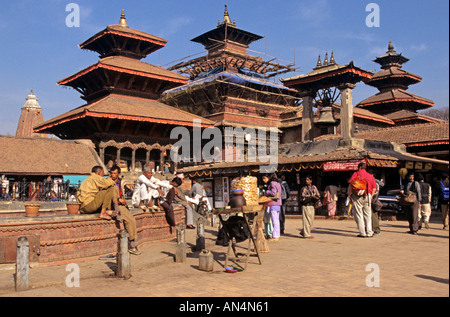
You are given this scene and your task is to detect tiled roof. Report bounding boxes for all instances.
[357,89,434,108]
[369,67,421,82]
[79,24,167,50]
[355,121,449,146]
[178,141,447,175]
[384,110,444,123]
[34,94,214,132]
[0,136,103,175]
[58,56,188,85]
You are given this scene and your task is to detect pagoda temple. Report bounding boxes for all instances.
[34,11,214,173]
[357,41,435,119]
[16,88,47,139]
[160,5,300,131]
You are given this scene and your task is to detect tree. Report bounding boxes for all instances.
[420,107,449,121]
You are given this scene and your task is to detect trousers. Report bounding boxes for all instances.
[80,187,114,214]
[418,203,431,223]
[269,205,281,238]
[404,201,420,233]
[118,205,137,241]
[351,194,373,237]
[441,203,449,228]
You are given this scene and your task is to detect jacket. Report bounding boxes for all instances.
[406,180,422,203]
[266,181,282,206]
[77,173,115,207]
[300,185,320,206]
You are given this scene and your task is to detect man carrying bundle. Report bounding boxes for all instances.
[348,162,377,238]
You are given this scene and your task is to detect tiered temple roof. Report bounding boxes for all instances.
[35,11,213,140]
[161,5,300,130]
[357,41,434,114]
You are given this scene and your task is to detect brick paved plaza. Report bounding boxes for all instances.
[0,217,448,299]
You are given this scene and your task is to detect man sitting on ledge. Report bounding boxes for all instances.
[77,165,118,220]
[109,164,141,255]
[132,166,172,211]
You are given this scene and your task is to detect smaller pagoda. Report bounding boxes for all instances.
[357,41,434,115]
[16,88,47,138]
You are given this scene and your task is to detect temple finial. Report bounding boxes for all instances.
[119,9,128,28]
[388,40,394,52]
[224,4,231,23]
[316,54,322,68]
[323,52,329,66]
[220,3,235,26]
[330,51,335,64]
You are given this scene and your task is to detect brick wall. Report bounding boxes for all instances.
[0,206,185,265]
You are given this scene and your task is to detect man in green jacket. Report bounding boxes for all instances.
[78,165,117,220]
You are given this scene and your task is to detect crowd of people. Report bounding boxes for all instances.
[257,163,449,241]
[72,163,449,256]
[76,164,211,256]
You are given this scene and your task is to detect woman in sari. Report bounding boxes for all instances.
[324,184,339,217]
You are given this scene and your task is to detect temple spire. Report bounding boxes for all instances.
[330,51,335,64]
[22,88,41,110]
[119,9,128,28]
[16,88,47,138]
[219,4,236,26]
[316,54,322,68]
[388,40,395,52]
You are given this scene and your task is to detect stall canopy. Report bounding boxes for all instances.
[63,175,88,187]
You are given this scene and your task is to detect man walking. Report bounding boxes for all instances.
[417,174,432,230]
[438,174,449,230]
[348,162,376,238]
[402,172,421,235]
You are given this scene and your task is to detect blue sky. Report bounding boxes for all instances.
[0,0,448,135]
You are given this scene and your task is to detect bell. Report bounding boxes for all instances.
[316,106,339,126]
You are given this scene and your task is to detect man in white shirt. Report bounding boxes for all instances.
[132,166,172,211]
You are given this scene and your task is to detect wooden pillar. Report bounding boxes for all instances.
[145,149,150,166]
[116,148,121,164]
[301,91,316,142]
[159,150,165,172]
[15,237,29,292]
[338,83,356,140]
[99,146,105,164]
[131,149,136,172]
